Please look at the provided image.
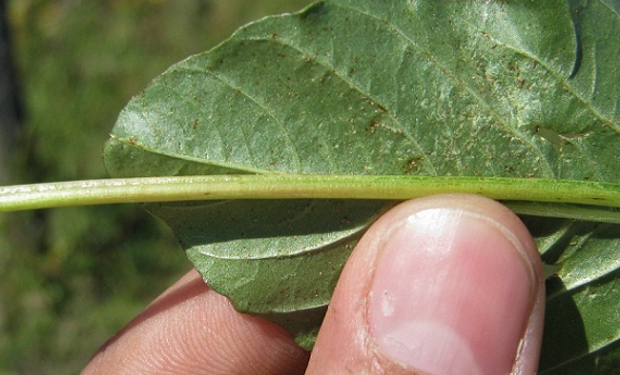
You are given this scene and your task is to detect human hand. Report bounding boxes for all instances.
[82,194,544,375]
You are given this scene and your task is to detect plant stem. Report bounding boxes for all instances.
[2,175,620,217]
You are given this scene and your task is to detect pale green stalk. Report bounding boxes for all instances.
[2,175,620,222]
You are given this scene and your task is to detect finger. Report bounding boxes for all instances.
[82,269,309,375]
[307,194,545,375]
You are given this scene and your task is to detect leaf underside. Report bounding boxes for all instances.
[104,0,620,372]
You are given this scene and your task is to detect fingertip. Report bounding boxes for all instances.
[307,194,544,375]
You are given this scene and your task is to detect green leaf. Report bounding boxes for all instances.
[103,0,620,371]
[146,198,392,348]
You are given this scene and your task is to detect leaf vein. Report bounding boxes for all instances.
[240,36,437,175]
[479,29,620,136]
[175,66,305,173]
[112,134,271,175]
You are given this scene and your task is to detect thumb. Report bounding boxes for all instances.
[306,194,545,375]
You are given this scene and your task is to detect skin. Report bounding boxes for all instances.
[82,194,544,375]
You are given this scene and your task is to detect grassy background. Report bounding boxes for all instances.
[0,0,311,373]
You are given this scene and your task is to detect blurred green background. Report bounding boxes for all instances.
[0,0,312,373]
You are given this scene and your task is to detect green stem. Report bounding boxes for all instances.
[2,175,620,215]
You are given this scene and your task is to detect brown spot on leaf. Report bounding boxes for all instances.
[367,119,378,134]
[404,156,424,174]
